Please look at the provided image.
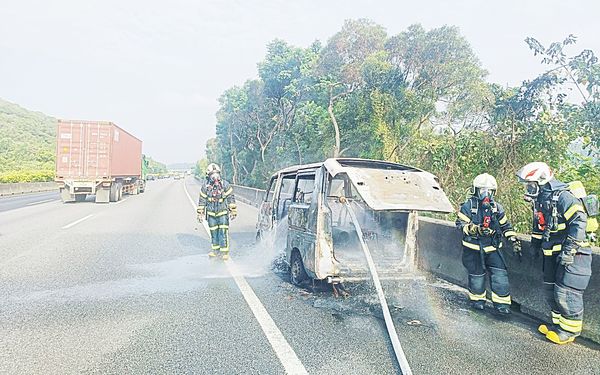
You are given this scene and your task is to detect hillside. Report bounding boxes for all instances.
[147,157,168,174]
[0,98,56,173]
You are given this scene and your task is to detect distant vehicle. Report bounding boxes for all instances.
[55,120,147,203]
[256,158,453,285]
[173,173,184,180]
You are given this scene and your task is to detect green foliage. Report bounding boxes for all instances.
[145,157,168,174]
[209,21,600,235]
[194,158,208,177]
[0,170,54,183]
[0,98,57,173]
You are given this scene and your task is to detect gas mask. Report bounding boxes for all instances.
[524,181,540,199]
[208,172,221,184]
[476,187,495,202]
[481,196,491,209]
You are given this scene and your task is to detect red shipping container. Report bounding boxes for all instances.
[55,120,142,180]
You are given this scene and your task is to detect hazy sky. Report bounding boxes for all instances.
[1,0,598,164]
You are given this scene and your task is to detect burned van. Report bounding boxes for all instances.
[257,158,453,285]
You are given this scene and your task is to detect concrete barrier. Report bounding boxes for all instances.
[0,182,57,196]
[232,184,265,208]
[417,216,600,343]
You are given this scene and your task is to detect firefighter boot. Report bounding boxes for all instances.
[467,273,486,311]
[489,267,511,316]
[221,252,230,261]
[539,312,561,335]
[546,328,576,345]
[494,305,511,316]
[538,324,550,335]
[470,300,485,311]
[208,251,217,258]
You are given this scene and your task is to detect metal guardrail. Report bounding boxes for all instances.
[0,182,57,196]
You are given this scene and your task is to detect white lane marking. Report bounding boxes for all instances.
[62,214,93,229]
[114,197,128,205]
[26,199,55,206]
[226,262,308,374]
[183,181,308,375]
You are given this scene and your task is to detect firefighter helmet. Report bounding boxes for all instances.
[206,163,221,176]
[472,173,497,200]
[516,162,553,198]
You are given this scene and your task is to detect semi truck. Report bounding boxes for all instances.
[55,119,147,203]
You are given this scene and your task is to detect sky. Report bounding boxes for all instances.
[1,0,598,165]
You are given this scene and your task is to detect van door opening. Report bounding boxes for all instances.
[325,173,410,281]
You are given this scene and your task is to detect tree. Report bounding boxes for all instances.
[317,19,387,156]
[384,25,490,159]
[526,35,600,150]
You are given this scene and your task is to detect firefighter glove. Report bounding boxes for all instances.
[477,226,495,237]
[229,205,237,220]
[196,207,205,223]
[559,249,576,266]
[509,236,521,255]
[465,223,479,236]
[559,237,578,266]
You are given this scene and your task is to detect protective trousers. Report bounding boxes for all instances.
[207,213,230,254]
[462,247,511,307]
[545,249,592,336]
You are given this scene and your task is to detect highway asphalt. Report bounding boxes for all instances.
[1,178,598,374]
[0,190,60,213]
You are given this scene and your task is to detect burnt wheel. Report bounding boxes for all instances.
[290,251,308,286]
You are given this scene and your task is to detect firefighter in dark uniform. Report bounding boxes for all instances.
[517,162,593,344]
[456,173,521,315]
[197,163,237,260]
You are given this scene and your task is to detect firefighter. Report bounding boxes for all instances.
[197,163,237,260]
[517,162,592,345]
[456,173,521,315]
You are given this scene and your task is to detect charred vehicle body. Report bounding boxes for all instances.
[257,158,453,285]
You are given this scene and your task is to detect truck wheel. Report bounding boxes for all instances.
[75,194,87,202]
[290,251,308,286]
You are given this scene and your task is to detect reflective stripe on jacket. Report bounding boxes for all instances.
[455,197,515,252]
[198,179,236,214]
